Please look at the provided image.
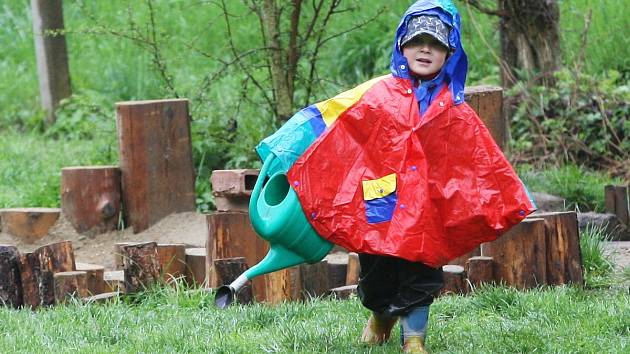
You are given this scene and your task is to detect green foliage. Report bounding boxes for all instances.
[0,284,628,353]
[579,223,615,288]
[510,68,630,179]
[517,163,622,212]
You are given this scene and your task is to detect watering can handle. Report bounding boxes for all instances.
[249,154,276,215]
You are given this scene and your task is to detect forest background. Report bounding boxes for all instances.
[0,0,628,213]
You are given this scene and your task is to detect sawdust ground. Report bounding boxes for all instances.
[0,212,207,270]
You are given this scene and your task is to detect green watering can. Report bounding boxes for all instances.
[215,154,333,308]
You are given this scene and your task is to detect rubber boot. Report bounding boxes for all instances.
[360,312,398,345]
[400,306,430,353]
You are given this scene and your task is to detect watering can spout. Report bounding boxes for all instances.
[215,154,333,308]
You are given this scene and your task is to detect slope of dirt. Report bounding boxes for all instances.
[0,212,207,270]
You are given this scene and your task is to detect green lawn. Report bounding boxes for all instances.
[0,285,627,353]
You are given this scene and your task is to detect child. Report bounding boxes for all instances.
[256,1,535,352]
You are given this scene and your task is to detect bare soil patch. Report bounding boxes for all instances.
[0,212,207,270]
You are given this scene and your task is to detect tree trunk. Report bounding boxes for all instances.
[0,245,23,308]
[300,260,329,298]
[441,265,466,295]
[185,247,207,287]
[119,242,161,293]
[156,243,187,282]
[214,257,253,305]
[465,256,495,290]
[54,271,88,303]
[499,0,561,87]
[75,262,106,296]
[60,166,121,235]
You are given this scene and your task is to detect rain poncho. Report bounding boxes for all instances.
[256,0,536,268]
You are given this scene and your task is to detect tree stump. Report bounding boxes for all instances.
[534,211,583,286]
[35,240,76,274]
[54,271,88,303]
[448,246,481,268]
[464,86,505,149]
[325,252,348,289]
[210,169,259,212]
[465,256,494,291]
[300,260,330,299]
[346,252,360,286]
[441,265,466,295]
[18,252,42,309]
[75,262,106,295]
[60,166,121,235]
[266,266,302,303]
[116,99,196,233]
[328,284,358,300]
[605,185,629,226]
[0,245,22,308]
[119,242,161,293]
[104,271,124,293]
[114,242,136,270]
[0,208,60,243]
[185,247,207,287]
[214,257,253,305]
[157,243,186,282]
[484,218,547,289]
[207,212,271,300]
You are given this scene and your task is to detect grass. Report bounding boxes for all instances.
[0,284,627,353]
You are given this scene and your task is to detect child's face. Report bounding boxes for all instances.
[402,33,448,78]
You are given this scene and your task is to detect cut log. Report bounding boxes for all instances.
[210,169,259,212]
[185,247,207,287]
[83,292,119,305]
[0,208,60,243]
[54,271,87,303]
[104,270,124,293]
[119,242,161,293]
[0,245,22,308]
[114,242,136,270]
[35,240,76,273]
[116,99,196,233]
[300,261,330,299]
[60,166,121,235]
[18,252,54,308]
[346,252,360,286]
[214,257,253,305]
[441,265,466,295]
[605,185,629,226]
[464,86,505,149]
[266,266,302,303]
[328,284,358,300]
[207,212,270,300]
[448,246,481,268]
[534,211,583,286]
[157,243,186,282]
[75,262,106,295]
[325,252,348,289]
[465,256,494,290]
[484,218,547,289]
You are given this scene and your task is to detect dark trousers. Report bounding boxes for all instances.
[357,253,444,317]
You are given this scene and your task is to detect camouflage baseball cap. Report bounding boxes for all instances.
[400,15,450,49]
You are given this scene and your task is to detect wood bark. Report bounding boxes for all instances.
[325,253,348,289]
[0,208,60,243]
[534,211,583,286]
[345,252,360,286]
[116,99,196,233]
[18,253,42,309]
[60,166,121,235]
[0,245,22,308]
[465,256,495,290]
[498,0,561,87]
[75,262,106,295]
[157,243,187,282]
[484,218,547,289]
[35,240,76,272]
[119,242,161,293]
[300,260,329,298]
[185,247,207,287]
[114,242,135,270]
[441,265,466,295]
[31,0,71,123]
[464,86,505,150]
[54,271,88,303]
[266,266,302,303]
[207,212,271,300]
[214,257,253,305]
[605,185,629,226]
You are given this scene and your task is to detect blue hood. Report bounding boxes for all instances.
[390,0,468,105]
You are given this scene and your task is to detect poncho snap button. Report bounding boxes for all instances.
[400,65,406,70]
[293,181,299,186]
[439,101,445,107]
[406,89,413,94]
